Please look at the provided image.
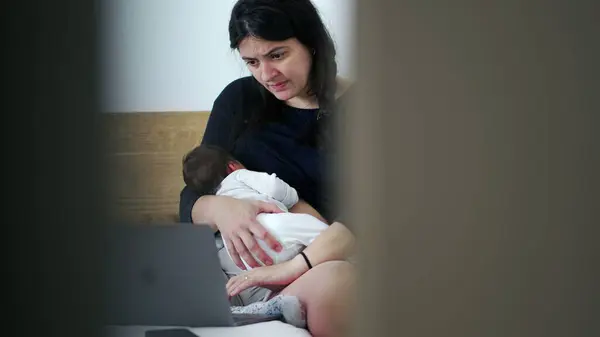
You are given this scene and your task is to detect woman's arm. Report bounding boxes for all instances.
[188,195,219,232]
[289,199,329,224]
[225,221,356,296]
[178,79,244,224]
[177,79,286,269]
[179,185,202,223]
[290,221,355,270]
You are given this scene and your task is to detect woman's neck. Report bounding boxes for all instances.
[285,95,319,109]
[284,77,353,109]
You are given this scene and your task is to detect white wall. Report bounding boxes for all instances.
[101,0,356,112]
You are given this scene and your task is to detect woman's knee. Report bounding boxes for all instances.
[312,260,356,288]
[313,261,356,305]
[282,261,356,337]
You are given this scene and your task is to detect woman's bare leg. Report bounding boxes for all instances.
[280,261,356,337]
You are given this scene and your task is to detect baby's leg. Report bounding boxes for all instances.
[257,212,328,244]
[231,295,306,328]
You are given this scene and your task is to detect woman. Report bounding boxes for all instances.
[179,1,356,335]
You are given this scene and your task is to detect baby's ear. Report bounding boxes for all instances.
[226,161,237,174]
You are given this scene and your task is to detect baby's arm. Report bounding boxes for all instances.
[233,169,299,209]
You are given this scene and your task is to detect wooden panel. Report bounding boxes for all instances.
[102,111,210,154]
[101,111,211,223]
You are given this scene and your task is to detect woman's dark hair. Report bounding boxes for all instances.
[182,145,237,195]
[228,0,338,144]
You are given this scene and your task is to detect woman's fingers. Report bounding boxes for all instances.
[227,273,257,297]
[226,275,239,295]
[238,230,272,267]
[256,201,284,214]
[223,236,245,270]
[230,234,259,270]
[249,220,282,253]
[231,230,262,268]
[220,199,286,269]
[253,201,284,252]
[226,275,241,295]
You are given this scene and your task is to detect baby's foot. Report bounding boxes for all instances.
[231,295,306,328]
[278,295,306,328]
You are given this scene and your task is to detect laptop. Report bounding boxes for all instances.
[103,223,282,328]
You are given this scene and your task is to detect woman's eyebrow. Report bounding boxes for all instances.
[263,47,287,56]
[242,47,288,60]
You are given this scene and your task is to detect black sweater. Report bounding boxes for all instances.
[179,76,349,223]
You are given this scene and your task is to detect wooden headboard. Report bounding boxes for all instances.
[103,112,210,223]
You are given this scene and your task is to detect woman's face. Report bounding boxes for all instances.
[238,36,313,105]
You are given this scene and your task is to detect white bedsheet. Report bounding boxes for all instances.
[105,322,312,337]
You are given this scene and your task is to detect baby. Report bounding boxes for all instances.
[181,144,329,271]
[182,144,331,328]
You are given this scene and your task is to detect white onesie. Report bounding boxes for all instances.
[216,169,329,271]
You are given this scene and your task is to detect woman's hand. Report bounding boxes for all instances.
[226,255,309,297]
[204,196,284,269]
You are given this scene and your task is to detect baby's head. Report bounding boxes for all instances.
[182,145,245,195]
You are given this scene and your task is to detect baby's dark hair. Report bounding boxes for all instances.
[182,144,237,195]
